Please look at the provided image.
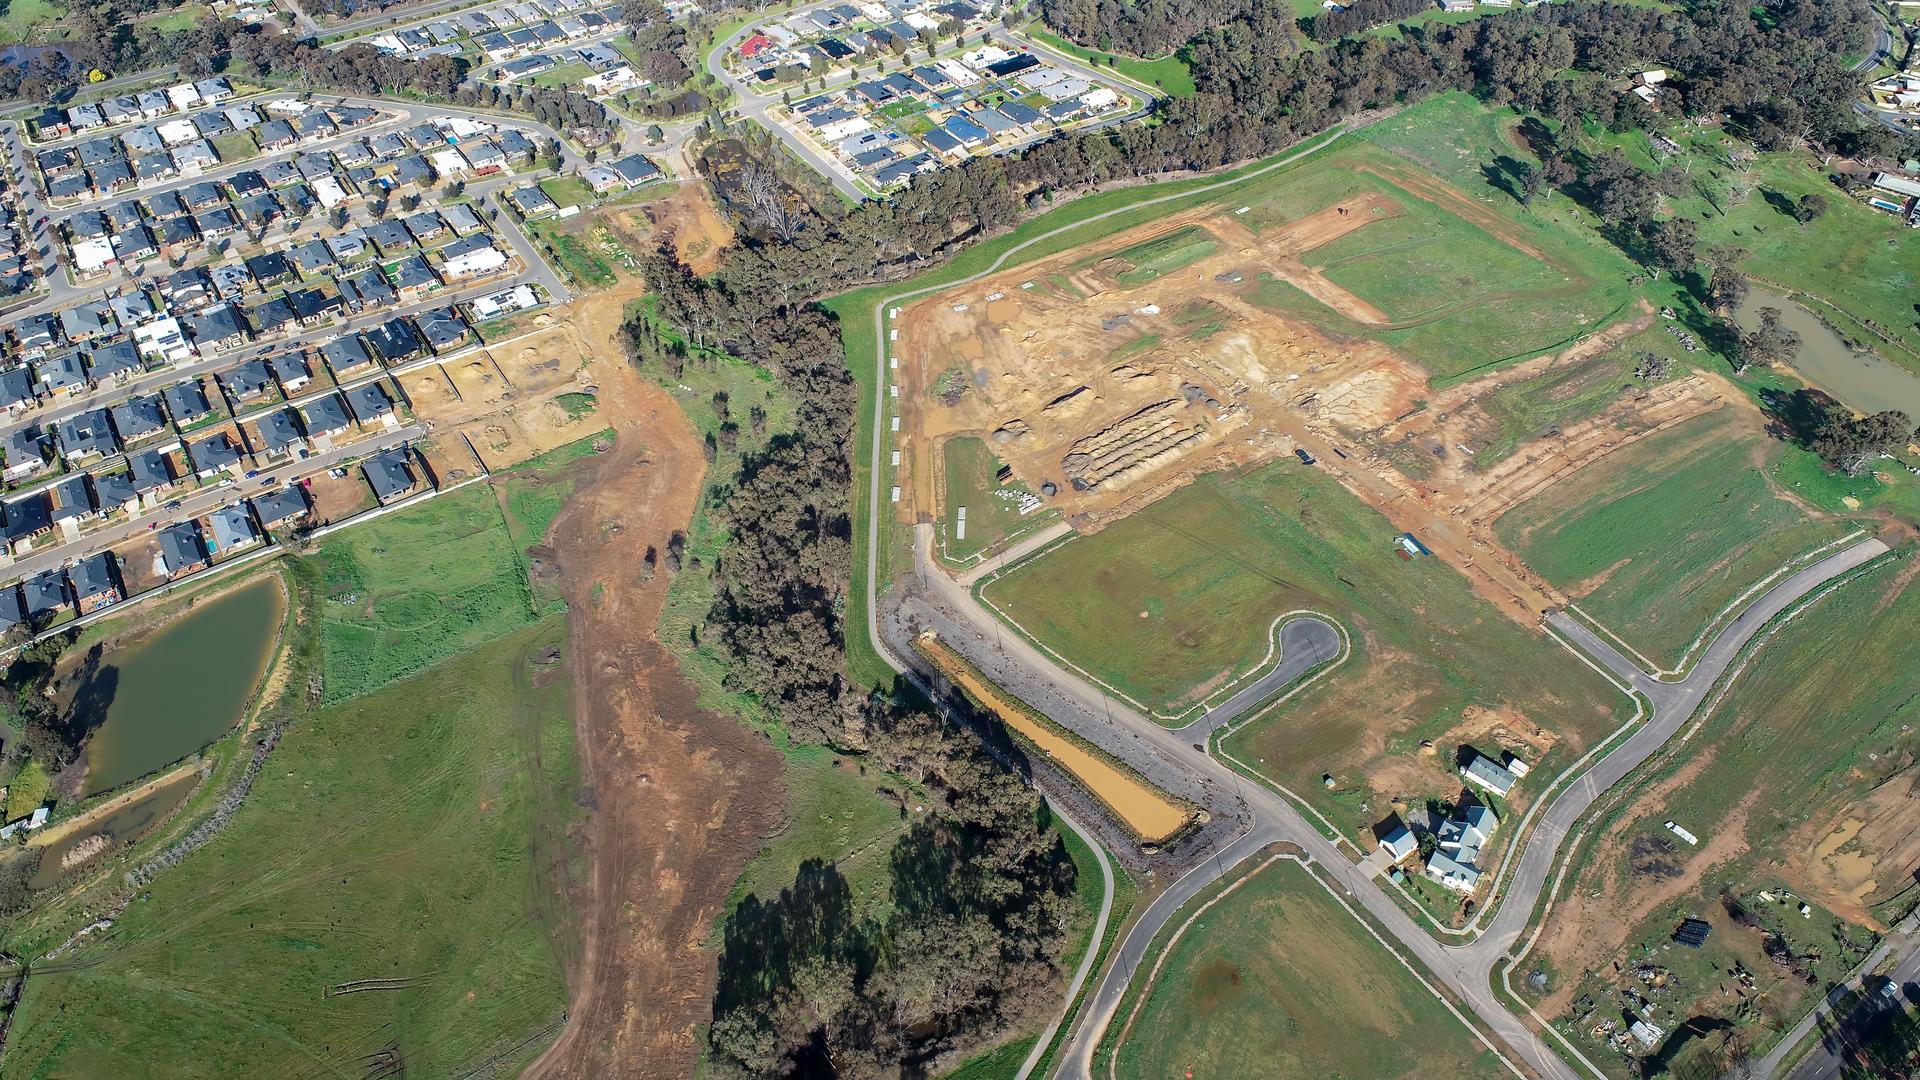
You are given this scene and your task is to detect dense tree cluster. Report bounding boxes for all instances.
[1764,389,1917,477]
[707,707,1076,1078]
[620,0,696,87]
[1308,0,1431,44]
[1036,0,1260,57]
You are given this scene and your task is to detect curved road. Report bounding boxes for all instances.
[852,120,1898,1080]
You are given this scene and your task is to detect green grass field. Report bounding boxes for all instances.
[529,223,617,289]
[539,175,595,209]
[0,0,65,43]
[1022,25,1196,98]
[1494,412,1852,670]
[1106,857,1507,1078]
[941,436,1055,564]
[6,618,577,1079]
[1108,224,1217,285]
[316,439,598,702]
[1304,189,1573,322]
[989,462,1623,835]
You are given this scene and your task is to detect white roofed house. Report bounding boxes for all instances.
[1424,802,1500,894]
[1460,752,1518,798]
[438,234,509,281]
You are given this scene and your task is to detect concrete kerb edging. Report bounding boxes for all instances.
[1100,850,1528,1080]
[970,540,1325,728]
[1493,551,1902,1079]
[1564,528,1867,683]
[1204,614,1355,848]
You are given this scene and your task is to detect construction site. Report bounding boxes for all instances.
[890,177,1734,626]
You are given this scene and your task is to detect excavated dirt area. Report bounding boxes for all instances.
[894,202,1421,532]
[409,322,611,472]
[892,189,1695,623]
[522,280,785,1080]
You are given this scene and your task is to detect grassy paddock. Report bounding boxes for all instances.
[1102,856,1507,1078]
[6,618,579,1079]
[1493,412,1851,670]
[1020,25,1196,98]
[1107,224,1217,285]
[316,435,604,702]
[939,435,1056,564]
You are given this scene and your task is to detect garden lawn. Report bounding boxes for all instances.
[5,618,578,1080]
[1493,411,1851,670]
[1108,858,1507,1079]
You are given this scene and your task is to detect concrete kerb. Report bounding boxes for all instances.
[1204,613,1354,848]
[1014,802,1116,1080]
[1562,528,1868,683]
[968,537,1330,728]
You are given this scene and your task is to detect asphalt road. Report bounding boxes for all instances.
[1752,913,1920,1080]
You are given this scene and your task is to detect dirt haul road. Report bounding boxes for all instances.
[522,287,784,1080]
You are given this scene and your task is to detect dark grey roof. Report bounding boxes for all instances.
[69,552,119,601]
[3,491,51,540]
[347,381,393,420]
[187,431,243,474]
[109,394,166,441]
[222,359,274,399]
[156,522,205,574]
[126,447,174,492]
[92,470,137,509]
[302,393,351,433]
[256,409,303,451]
[363,448,415,499]
[251,485,309,526]
[22,569,67,614]
[162,380,212,423]
[321,335,373,372]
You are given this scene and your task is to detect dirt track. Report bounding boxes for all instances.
[521,284,783,1079]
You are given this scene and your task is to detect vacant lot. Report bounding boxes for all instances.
[7,618,578,1079]
[990,462,1622,835]
[315,437,600,702]
[1109,857,1507,1079]
[1494,411,1851,670]
[1104,225,1218,285]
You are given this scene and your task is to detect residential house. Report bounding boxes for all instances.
[48,474,94,525]
[87,338,143,383]
[186,431,244,477]
[368,218,415,254]
[126,447,176,496]
[254,408,305,457]
[207,503,259,553]
[441,202,485,235]
[247,295,298,337]
[363,447,417,503]
[2,426,51,482]
[506,184,557,217]
[209,263,255,301]
[0,366,36,413]
[69,552,121,614]
[21,568,69,620]
[366,318,422,364]
[251,485,311,529]
[469,283,539,321]
[222,359,276,403]
[290,239,337,276]
[302,393,353,438]
[269,352,313,393]
[312,342,377,402]
[185,304,248,353]
[57,409,118,462]
[92,471,139,516]
[156,522,208,579]
[388,254,439,298]
[33,350,89,397]
[1377,817,1418,863]
[3,491,52,546]
[414,307,468,353]
[404,210,448,244]
[437,234,506,281]
[162,380,214,426]
[109,394,168,445]
[1461,752,1518,798]
[1425,802,1499,894]
[347,381,395,423]
[135,316,195,368]
[337,268,396,312]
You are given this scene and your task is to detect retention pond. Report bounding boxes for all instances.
[1738,288,1920,420]
[69,576,285,796]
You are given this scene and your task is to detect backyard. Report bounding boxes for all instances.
[1493,410,1852,671]
[1103,856,1508,1078]
[5,618,580,1079]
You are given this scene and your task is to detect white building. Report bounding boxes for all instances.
[1425,803,1499,894]
[72,236,117,274]
[1461,753,1518,797]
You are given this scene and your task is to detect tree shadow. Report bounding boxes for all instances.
[714,859,871,1018]
[52,644,118,752]
[1760,188,1799,218]
[1758,386,1843,448]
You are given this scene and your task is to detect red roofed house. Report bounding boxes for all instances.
[740,33,772,58]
